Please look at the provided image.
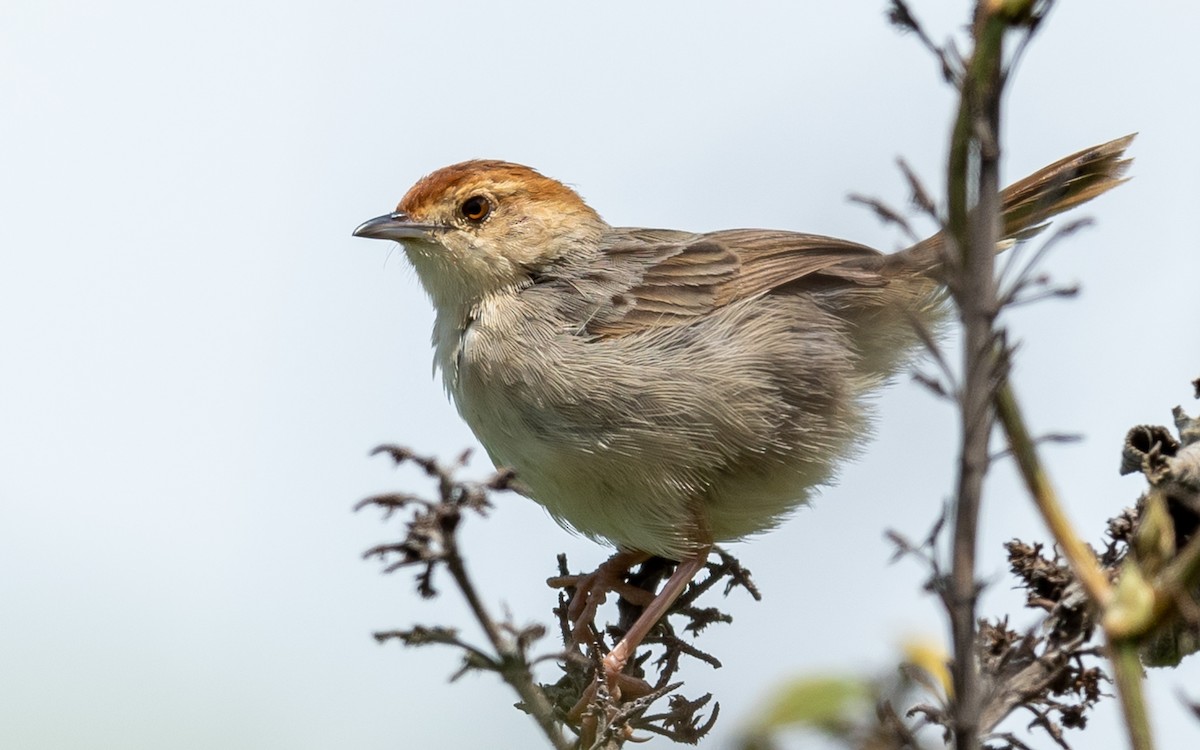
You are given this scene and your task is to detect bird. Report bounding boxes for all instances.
[352,135,1133,695]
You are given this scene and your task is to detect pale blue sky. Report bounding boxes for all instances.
[2,2,1198,748]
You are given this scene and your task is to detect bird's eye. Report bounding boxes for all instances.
[460,195,492,223]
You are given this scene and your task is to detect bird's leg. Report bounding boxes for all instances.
[563,546,713,726]
[600,544,711,688]
[547,549,654,643]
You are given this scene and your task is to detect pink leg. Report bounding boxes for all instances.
[547,550,654,642]
[564,545,713,724]
[601,545,712,687]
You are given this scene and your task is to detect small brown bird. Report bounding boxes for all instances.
[353,136,1132,689]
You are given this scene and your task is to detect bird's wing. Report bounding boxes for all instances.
[582,228,885,337]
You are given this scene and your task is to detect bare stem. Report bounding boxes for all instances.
[441,532,573,750]
[943,7,1009,749]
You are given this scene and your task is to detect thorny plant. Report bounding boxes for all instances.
[901,390,1200,750]
[786,392,1200,750]
[884,513,1121,750]
[857,2,1195,749]
[357,445,760,749]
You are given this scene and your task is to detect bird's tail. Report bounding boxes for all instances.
[838,134,1133,381]
[888,133,1135,274]
[997,133,1135,242]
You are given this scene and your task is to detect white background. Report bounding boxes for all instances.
[2,2,1198,748]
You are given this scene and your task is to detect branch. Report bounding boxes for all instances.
[993,384,1112,605]
[942,5,1012,748]
[362,446,764,749]
[361,446,573,750]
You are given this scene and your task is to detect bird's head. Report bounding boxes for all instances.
[354,160,608,309]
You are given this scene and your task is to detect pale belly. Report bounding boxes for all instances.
[437,295,867,560]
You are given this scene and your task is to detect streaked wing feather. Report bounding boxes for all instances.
[588,230,884,337]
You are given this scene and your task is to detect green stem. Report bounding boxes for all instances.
[993,382,1112,605]
[1109,638,1155,750]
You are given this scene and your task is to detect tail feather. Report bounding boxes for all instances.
[838,134,1134,380]
[881,134,1136,275]
[999,133,1135,240]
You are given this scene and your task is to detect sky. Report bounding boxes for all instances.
[2,1,1198,749]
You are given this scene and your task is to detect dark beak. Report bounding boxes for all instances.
[352,212,440,241]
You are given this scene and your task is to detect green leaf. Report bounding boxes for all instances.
[751,675,871,735]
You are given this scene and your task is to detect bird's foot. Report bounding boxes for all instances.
[567,662,654,727]
[547,549,655,643]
